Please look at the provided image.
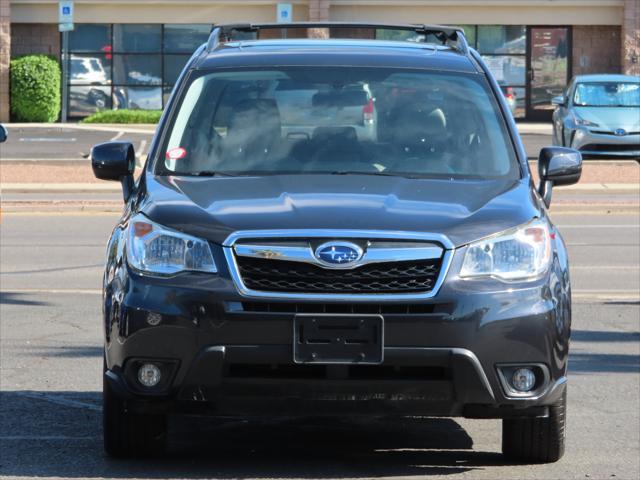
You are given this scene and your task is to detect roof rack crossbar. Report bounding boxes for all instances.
[206,22,469,55]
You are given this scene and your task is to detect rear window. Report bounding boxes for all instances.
[158,66,518,179]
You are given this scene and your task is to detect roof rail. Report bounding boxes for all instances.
[206,22,469,55]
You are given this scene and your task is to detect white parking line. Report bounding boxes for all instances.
[109,131,125,141]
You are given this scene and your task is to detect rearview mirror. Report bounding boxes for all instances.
[0,124,7,143]
[91,141,136,202]
[537,146,582,207]
[551,96,565,106]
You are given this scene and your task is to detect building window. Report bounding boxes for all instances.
[473,26,526,118]
[65,23,211,117]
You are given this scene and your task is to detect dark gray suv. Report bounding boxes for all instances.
[91,23,582,462]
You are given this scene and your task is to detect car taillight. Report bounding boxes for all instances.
[363,99,375,124]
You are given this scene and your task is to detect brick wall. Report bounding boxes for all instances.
[622,0,640,75]
[0,0,10,122]
[10,24,61,59]
[572,26,621,76]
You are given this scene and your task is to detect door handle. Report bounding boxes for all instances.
[528,69,535,82]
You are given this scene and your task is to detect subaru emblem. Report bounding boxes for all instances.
[614,128,626,136]
[315,241,363,267]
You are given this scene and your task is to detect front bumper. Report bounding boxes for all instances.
[103,247,570,418]
[571,128,640,158]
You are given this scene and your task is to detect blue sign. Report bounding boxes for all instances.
[277,3,292,23]
[58,1,74,27]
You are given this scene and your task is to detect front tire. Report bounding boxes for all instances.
[502,389,567,463]
[103,359,168,458]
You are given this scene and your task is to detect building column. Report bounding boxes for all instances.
[0,0,10,122]
[622,0,640,75]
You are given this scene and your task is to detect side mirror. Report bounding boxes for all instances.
[537,146,582,207]
[0,124,7,143]
[91,141,136,202]
[551,96,565,107]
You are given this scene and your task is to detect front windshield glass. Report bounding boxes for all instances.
[158,67,518,178]
[574,82,640,107]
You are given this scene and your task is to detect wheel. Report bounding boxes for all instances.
[103,358,168,458]
[502,389,567,463]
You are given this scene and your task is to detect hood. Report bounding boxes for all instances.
[573,106,640,131]
[141,174,540,248]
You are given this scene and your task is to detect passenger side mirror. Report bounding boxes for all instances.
[551,96,565,107]
[0,124,7,143]
[91,141,136,202]
[537,146,582,207]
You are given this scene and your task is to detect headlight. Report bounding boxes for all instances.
[460,219,551,281]
[572,112,599,127]
[126,213,217,275]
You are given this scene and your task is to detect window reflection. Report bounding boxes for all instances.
[69,24,111,53]
[69,54,111,85]
[164,25,211,53]
[113,24,161,53]
[69,86,112,117]
[113,55,162,85]
[113,87,162,110]
[477,26,526,54]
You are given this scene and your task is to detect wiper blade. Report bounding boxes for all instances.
[328,170,410,177]
[192,171,236,177]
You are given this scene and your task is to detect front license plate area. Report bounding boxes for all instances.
[294,314,384,364]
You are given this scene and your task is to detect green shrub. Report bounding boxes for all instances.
[81,109,162,124]
[10,55,61,122]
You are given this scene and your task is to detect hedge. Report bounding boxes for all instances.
[10,55,61,122]
[81,109,162,124]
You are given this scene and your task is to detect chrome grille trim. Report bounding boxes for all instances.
[223,229,455,301]
[234,243,443,269]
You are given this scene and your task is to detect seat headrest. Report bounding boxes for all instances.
[312,126,358,143]
[392,108,447,150]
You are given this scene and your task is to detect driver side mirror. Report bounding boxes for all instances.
[91,141,136,202]
[0,124,7,143]
[537,146,582,207]
[551,96,565,106]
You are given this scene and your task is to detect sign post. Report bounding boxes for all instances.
[276,3,292,39]
[58,1,74,122]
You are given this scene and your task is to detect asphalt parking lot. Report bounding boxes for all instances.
[0,209,638,480]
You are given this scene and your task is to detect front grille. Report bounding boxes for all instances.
[236,257,442,294]
[580,143,640,153]
[240,302,439,315]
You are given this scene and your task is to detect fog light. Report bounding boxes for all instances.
[146,312,162,326]
[137,363,161,388]
[511,368,536,392]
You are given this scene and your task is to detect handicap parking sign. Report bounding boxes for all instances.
[277,3,292,23]
[58,1,74,24]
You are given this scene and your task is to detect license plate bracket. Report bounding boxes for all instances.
[293,314,384,364]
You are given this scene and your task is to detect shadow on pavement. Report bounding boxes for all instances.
[569,352,640,373]
[0,390,509,478]
[0,291,51,306]
[571,329,640,342]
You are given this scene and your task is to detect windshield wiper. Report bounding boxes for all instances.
[191,171,237,177]
[328,170,417,178]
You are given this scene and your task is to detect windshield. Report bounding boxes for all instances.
[574,82,640,107]
[158,67,518,179]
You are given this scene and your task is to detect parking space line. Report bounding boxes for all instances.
[109,131,125,141]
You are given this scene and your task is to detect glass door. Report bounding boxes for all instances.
[527,27,570,121]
